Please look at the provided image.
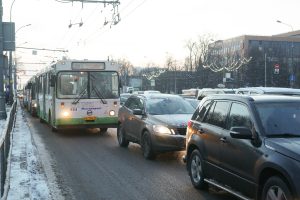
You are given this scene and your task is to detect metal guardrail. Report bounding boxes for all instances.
[0,102,16,198]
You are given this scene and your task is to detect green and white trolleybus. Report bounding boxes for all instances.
[36,59,120,132]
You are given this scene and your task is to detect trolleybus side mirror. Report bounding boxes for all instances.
[26,83,32,89]
[50,75,56,87]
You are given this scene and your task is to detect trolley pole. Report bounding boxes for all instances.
[0,0,7,119]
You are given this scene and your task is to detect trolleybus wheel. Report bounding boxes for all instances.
[100,128,108,134]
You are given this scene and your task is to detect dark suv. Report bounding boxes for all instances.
[185,94,300,200]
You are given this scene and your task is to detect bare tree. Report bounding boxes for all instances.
[184,33,216,71]
[185,39,196,71]
[116,58,134,86]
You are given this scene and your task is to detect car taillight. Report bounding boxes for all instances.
[187,120,192,128]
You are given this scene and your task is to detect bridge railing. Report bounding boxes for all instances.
[0,102,17,198]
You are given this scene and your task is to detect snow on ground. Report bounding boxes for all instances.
[6,105,51,200]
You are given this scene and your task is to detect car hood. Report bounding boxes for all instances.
[149,114,192,128]
[265,138,300,162]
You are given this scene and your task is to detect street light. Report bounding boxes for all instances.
[16,24,31,33]
[8,24,31,104]
[276,20,294,31]
[277,20,295,87]
[259,46,268,87]
[8,0,17,105]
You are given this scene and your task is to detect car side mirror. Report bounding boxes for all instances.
[230,127,253,139]
[132,109,144,115]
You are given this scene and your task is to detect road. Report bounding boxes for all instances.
[25,112,239,200]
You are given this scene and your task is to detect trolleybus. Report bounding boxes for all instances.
[35,59,120,132]
[23,76,38,116]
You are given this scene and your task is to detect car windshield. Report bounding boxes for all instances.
[256,102,300,137]
[146,96,195,115]
[185,98,199,109]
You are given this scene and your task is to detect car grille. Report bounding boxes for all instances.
[176,128,187,135]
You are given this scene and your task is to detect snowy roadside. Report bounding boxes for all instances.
[6,105,51,200]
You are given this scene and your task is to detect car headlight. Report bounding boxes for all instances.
[153,125,174,135]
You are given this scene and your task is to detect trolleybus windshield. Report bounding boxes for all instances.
[57,71,119,99]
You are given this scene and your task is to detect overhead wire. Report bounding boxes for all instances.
[56,3,85,50]
[83,0,147,43]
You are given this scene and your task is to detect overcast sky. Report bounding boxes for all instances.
[3,0,300,85]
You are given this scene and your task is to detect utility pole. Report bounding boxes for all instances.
[8,0,16,105]
[0,0,7,119]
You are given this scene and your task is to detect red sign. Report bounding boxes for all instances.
[274,64,280,68]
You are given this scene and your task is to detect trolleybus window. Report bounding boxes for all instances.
[58,72,88,98]
[90,71,119,99]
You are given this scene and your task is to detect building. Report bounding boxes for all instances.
[211,31,300,88]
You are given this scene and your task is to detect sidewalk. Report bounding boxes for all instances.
[6,104,51,200]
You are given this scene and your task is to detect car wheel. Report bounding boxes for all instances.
[188,149,208,189]
[141,131,155,160]
[262,176,292,200]
[117,124,129,147]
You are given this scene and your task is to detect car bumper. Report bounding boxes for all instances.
[151,133,186,152]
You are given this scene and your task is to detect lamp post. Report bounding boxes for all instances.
[259,46,267,87]
[8,24,31,104]
[277,20,295,87]
[264,53,267,87]
[7,0,17,105]
[0,0,7,119]
[13,24,31,96]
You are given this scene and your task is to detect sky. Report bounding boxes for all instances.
[2,0,300,85]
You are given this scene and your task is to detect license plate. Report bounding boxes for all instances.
[84,116,96,121]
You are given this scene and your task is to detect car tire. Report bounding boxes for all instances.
[262,176,292,200]
[117,124,129,147]
[141,131,155,160]
[188,149,208,190]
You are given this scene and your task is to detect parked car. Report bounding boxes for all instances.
[197,88,225,100]
[118,93,195,159]
[182,96,200,109]
[222,88,236,94]
[185,94,300,200]
[235,87,300,95]
[120,93,132,105]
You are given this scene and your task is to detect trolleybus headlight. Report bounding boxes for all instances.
[62,111,70,117]
[109,110,115,116]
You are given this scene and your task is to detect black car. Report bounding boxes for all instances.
[185,94,300,200]
[120,93,132,105]
[118,93,195,159]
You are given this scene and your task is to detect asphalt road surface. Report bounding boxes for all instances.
[26,112,239,200]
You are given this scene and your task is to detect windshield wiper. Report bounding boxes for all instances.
[267,133,300,138]
[72,88,87,105]
[91,83,107,104]
[90,74,107,104]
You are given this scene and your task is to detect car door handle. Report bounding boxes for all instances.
[220,137,227,143]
